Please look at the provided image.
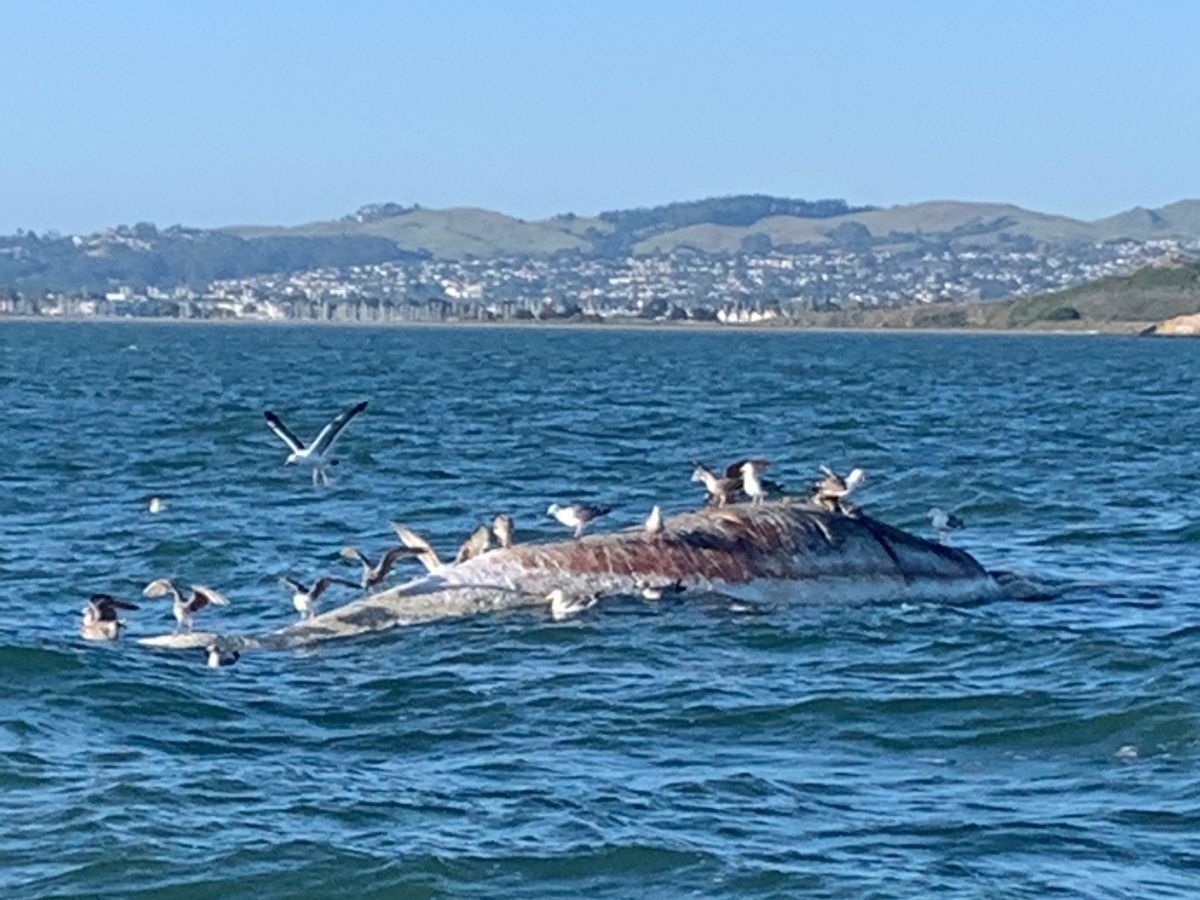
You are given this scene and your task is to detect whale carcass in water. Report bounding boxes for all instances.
[139,500,1004,652]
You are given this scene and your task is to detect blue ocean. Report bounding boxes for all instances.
[3,321,1199,898]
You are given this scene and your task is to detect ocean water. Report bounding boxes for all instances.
[2,321,1199,898]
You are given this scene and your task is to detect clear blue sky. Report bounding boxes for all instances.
[2,0,1197,233]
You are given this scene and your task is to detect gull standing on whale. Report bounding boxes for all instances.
[547,502,611,538]
[737,459,770,506]
[143,579,230,632]
[691,462,740,507]
[812,466,866,513]
[263,400,368,486]
[928,508,965,543]
[80,594,139,641]
[644,505,664,536]
[339,544,419,589]
[456,524,493,563]
[280,575,354,620]
[492,513,514,549]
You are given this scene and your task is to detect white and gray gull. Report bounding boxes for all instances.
[547,502,611,538]
[280,575,355,620]
[737,458,771,506]
[928,508,965,543]
[263,400,368,486]
[143,579,230,632]
[812,465,866,513]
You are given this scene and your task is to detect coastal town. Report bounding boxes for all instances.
[0,233,1191,324]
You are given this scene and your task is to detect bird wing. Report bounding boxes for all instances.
[726,458,769,477]
[311,400,368,455]
[190,585,230,610]
[280,576,306,594]
[339,546,368,565]
[263,411,306,453]
[376,545,420,580]
[142,578,177,600]
[310,576,340,600]
[577,504,611,520]
[390,522,443,571]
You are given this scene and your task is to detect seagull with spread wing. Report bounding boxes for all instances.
[143,579,230,632]
[263,400,368,486]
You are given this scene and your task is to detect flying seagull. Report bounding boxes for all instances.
[492,513,514,549]
[547,502,611,538]
[263,400,368,486]
[143,579,230,632]
[456,524,492,564]
[280,575,355,620]
[339,544,419,589]
[80,594,139,641]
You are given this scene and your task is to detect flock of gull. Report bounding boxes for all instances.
[79,401,965,665]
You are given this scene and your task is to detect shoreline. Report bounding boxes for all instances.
[0,313,1156,337]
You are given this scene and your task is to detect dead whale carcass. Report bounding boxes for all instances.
[141,500,1002,652]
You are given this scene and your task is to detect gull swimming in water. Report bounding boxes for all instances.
[205,643,240,668]
[148,497,167,514]
[547,503,611,538]
[737,459,770,505]
[263,400,368,486]
[80,594,139,641]
[143,579,230,632]
[280,575,355,620]
[691,462,740,507]
[644,505,664,536]
[492,513,514,549]
[928,508,965,543]
[546,588,599,621]
[635,579,684,601]
[339,544,418,589]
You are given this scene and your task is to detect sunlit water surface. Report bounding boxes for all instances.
[2,322,1199,898]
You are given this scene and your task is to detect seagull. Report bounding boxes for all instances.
[547,503,611,538]
[635,579,684,601]
[812,466,866,513]
[691,462,740,507]
[148,497,167,514]
[143,579,230,632]
[205,643,240,668]
[928,508,965,543]
[339,544,419,589]
[492,513,514,549]
[455,524,493,563]
[390,523,444,573]
[79,594,139,641]
[263,400,368,486]
[737,459,771,505]
[546,588,598,621]
[280,575,355,620]
[644,505,664,536]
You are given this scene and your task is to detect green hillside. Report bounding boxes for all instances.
[1002,261,1200,326]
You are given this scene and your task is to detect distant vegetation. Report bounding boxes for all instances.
[0,226,420,293]
[3,195,1200,292]
[1001,261,1200,326]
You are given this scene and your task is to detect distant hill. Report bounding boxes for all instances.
[1000,259,1200,326]
[4,195,1200,292]
[228,196,1200,260]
